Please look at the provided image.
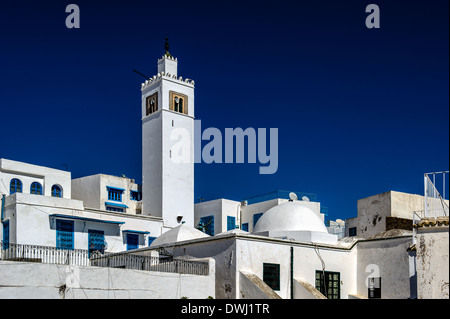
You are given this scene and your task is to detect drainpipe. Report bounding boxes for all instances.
[290,246,294,299]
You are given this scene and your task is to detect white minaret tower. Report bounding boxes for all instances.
[141,40,195,229]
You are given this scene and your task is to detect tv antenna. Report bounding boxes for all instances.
[133,69,151,80]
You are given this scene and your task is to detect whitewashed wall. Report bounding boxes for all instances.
[0,259,215,299]
[0,158,71,199]
[356,236,412,298]
[416,227,449,299]
[236,237,356,299]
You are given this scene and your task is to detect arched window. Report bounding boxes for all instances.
[170,91,188,115]
[146,92,158,116]
[51,185,63,198]
[10,179,22,194]
[30,182,43,195]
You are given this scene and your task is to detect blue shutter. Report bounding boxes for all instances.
[253,213,264,227]
[88,230,105,256]
[56,219,74,250]
[242,223,249,232]
[3,220,9,249]
[199,216,214,236]
[227,216,236,231]
[148,237,157,246]
[127,233,139,250]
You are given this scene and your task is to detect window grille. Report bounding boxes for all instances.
[56,220,74,250]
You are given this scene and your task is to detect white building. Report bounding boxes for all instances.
[0,48,448,300]
[141,53,195,229]
[194,190,323,236]
[1,158,164,253]
[147,200,419,299]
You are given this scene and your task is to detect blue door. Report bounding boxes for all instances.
[2,220,9,249]
[88,230,105,256]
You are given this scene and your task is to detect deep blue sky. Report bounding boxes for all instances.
[1,0,448,221]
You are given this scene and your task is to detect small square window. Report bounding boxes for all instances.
[263,263,280,291]
[130,190,142,201]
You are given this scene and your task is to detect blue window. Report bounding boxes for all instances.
[3,220,9,249]
[130,190,142,201]
[227,216,236,231]
[88,230,105,256]
[253,212,264,227]
[30,182,43,195]
[148,237,157,246]
[127,233,139,250]
[242,223,249,232]
[106,206,124,213]
[51,185,62,198]
[56,219,74,250]
[105,202,128,213]
[10,179,22,194]
[199,215,214,236]
[107,187,124,202]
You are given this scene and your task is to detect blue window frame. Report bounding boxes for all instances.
[130,190,142,201]
[227,216,236,231]
[56,219,74,250]
[51,185,62,198]
[127,233,139,250]
[148,237,157,246]
[107,187,124,202]
[30,182,43,195]
[105,202,127,213]
[10,179,22,194]
[253,212,264,227]
[106,206,124,213]
[242,223,249,232]
[199,215,214,236]
[3,220,9,249]
[88,230,105,256]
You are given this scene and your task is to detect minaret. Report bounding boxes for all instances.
[141,39,195,229]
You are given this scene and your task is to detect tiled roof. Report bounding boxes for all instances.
[413,216,449,228]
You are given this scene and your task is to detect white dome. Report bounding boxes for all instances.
[252,202,327,234]
[150,224,209,247]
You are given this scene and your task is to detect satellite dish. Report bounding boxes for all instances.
[289,192,298,201]
[302,196,310,202]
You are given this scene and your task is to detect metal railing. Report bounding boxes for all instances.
[90,252,209,276]
[1,242,90,266]
[0,242,209,276]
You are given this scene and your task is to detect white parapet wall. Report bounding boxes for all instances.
[0,258,215,299]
